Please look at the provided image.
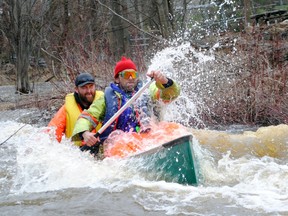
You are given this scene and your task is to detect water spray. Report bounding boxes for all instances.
[0,124,27,146]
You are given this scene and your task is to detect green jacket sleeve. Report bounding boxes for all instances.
[149,79,180,102]
[72,94,106,141]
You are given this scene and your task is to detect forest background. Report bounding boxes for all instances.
[0,0,287,128]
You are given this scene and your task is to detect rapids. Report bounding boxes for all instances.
[0,39,287,215]
[0,119,287,215]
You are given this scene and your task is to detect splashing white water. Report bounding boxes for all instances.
[0,121,141,194]
[1,120,287,215]
[146,42,216,127]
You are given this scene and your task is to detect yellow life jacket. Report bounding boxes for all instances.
[65,91,103,146]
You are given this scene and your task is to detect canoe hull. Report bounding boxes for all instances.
[132,135,199,185]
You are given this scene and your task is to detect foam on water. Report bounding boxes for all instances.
[1,120,287,214]
[0,121,143,194]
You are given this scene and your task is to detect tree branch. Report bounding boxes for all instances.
[95,0,164,41]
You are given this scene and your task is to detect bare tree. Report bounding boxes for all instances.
[108,0,127,57]
[2,0,38,93]
[1,0,54,93]
[153,0,174,38]
[243,0,252,28]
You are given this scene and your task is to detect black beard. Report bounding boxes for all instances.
[74,92,93,110]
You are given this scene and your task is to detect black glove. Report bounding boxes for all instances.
[80,144,100,156]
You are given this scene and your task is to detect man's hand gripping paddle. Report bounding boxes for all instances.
[80,78,154,154]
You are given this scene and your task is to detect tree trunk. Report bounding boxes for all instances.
[155,0,174,38]
[10,0,32,93]
[243,0,252,28]
[109,0,126,58]
[16,31,31,93]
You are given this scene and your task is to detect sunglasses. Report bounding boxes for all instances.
[119,70,139,79]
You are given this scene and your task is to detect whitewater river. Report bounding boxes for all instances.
[1,42,287,215]
[0,116,287,216]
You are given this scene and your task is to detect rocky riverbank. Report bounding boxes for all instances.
[0,82,61,126]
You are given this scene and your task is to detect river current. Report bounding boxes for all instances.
[1,43,287,216]
[0,116,287,216]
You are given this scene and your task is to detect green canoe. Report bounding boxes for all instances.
[130,134,199,186]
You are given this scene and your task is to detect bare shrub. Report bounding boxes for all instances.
[203,23,288,126]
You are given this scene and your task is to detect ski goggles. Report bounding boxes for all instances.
[119,70,139,79]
